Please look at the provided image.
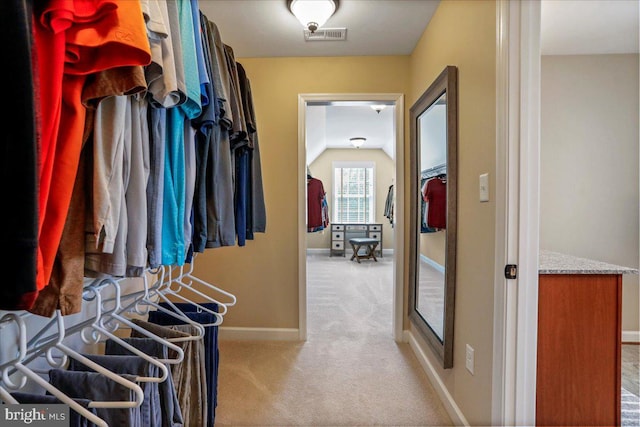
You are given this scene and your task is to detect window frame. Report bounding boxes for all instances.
[331,161,376,224]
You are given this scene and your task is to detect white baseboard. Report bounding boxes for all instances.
[307,248,395,256]
[622,330,640,343]
[219,326,300,341]
[405,330,469,426]
[419,254,445,274]
[306,248,329,255]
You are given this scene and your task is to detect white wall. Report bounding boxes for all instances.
[540,54,639,334]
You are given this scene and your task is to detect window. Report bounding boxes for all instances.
[333,161,375,223]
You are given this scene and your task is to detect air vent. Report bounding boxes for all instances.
[304,28,347,41]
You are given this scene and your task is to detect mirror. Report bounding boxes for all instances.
[408,65,457,368]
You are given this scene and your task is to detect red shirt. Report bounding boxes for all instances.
[422,177,446,229]
[307,178,326,229]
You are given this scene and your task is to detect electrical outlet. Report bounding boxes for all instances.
[465,344,475,375]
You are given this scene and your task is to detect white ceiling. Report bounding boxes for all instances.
[541,0,639,55]
[198,0,440,58]
[198,0,639,161]
[306,103,396,164]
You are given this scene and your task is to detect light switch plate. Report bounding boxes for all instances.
[479,173,489,202]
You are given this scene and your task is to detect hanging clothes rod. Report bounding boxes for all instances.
[421,163,447,179]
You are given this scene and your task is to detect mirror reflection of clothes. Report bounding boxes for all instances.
[421,175,446,230]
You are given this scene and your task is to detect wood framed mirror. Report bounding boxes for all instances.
[408,65,458,368]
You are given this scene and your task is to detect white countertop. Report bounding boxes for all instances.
[539,250,639,275]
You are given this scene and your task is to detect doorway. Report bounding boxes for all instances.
[296,93,405,342]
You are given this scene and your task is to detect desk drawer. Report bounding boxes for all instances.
[369,225,381,231]
[332,232,343,240]
[331,241,344,250]
[346,225,367,231]
[368,232,381,240]
[332,224,344,231]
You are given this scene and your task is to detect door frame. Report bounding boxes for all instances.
[492,0,541,425]
[297,93,405,342]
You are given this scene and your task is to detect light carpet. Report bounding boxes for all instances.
[622,387,640,427]
[214,253,453,426]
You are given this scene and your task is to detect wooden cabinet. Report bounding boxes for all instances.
[536,273,622,426]
[330,223,383,257]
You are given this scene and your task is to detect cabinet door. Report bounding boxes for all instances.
[536,274,621,427]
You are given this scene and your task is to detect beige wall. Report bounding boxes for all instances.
[407,1,497,424]
[307,148,395,250]
[540,54,640,333]
[193,56,409,328]
[194,1,498,423]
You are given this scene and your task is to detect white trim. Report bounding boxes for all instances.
[298,95,308,341]
[219,327,300,341]
[405,329,470,427]
[306,248,331,255]
[622,331,640,343]
[298,93,405,343]
[492,2,542,426]
[306,248,395,256]
[514,2,541,425]
[419,254,445,274]
[492,1,514,424]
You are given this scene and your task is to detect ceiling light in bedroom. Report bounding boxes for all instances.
[350,137,366,148]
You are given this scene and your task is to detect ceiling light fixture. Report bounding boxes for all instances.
[350,137,366,149]
[371,105,386,114]
[288,0,338,34]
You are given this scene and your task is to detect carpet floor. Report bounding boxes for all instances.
[622,386,640,427]
[214,254,638,426]
[213,253,453,426]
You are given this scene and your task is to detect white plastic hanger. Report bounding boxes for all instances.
[81,279,186,367]
[0,385,18,404]
[0,313,108,426]
[119,270,206,342]
[177,254,237,307]
[161,264,227,324]
[36,312,146,408]
[25,282,183,376]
